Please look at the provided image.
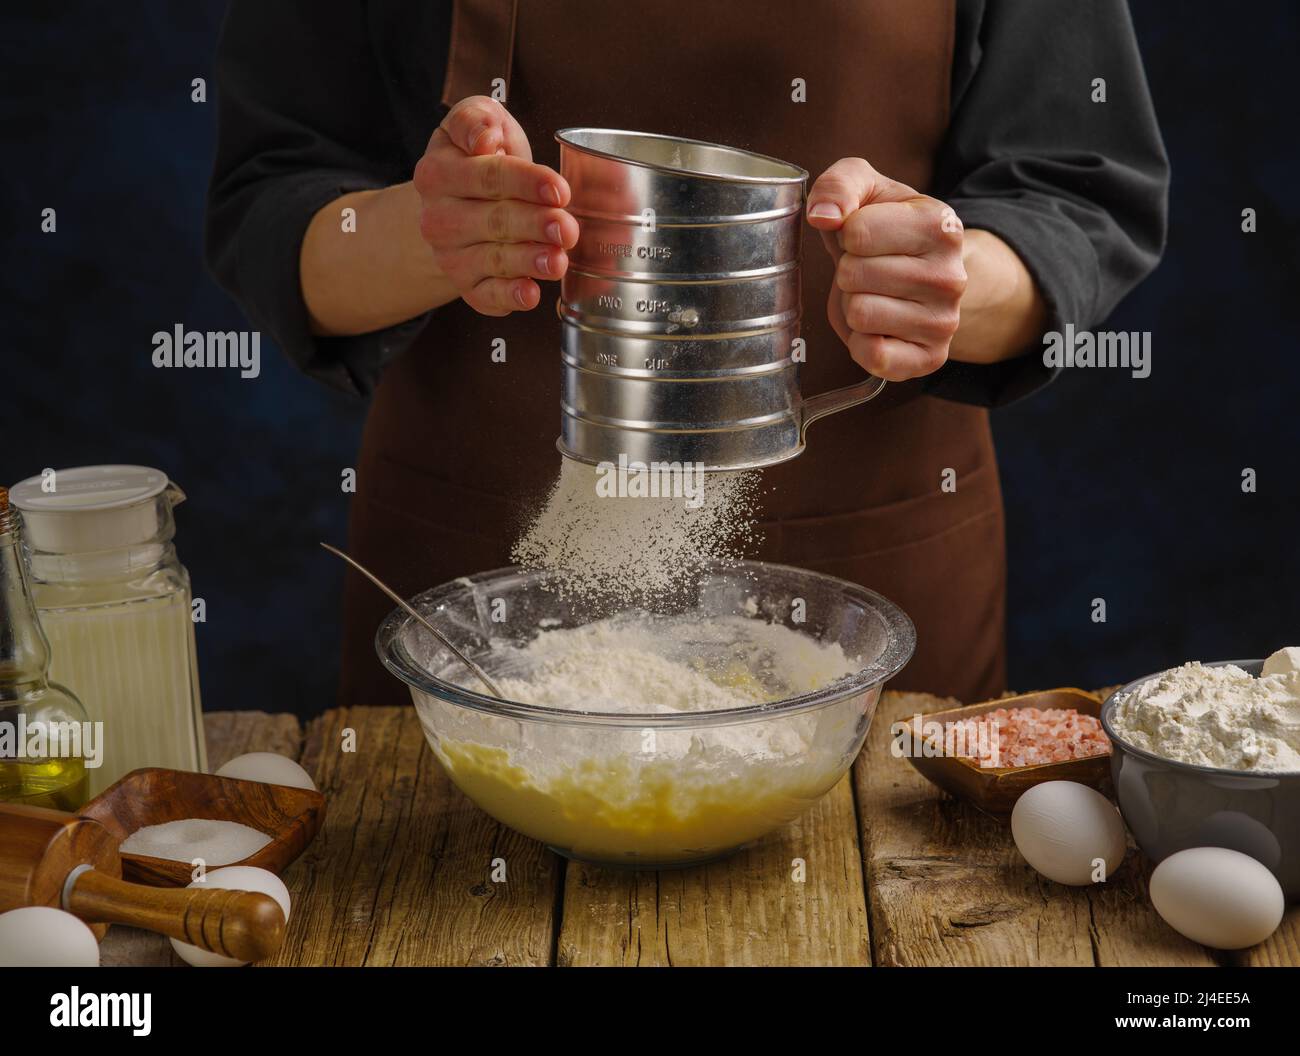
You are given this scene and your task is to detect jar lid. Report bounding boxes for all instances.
[8,465,183,553]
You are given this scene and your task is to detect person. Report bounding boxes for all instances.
[206,0,1168,707]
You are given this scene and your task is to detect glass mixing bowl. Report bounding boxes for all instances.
[376,561,914,868]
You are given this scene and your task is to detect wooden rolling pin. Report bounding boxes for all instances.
[0,802,285,961]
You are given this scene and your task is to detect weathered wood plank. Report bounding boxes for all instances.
[556,774,870,967]
[1088,855,1222,966]
[98,698,1298,968]
[857,690,1215,967]
[263,706,559,966]
[202,710,303,770]
[99,710,303,967]
[1233,908,1300,967]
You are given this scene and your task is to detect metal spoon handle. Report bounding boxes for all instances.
[319,543,503,698]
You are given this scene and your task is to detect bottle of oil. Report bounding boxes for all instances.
[9,466,206,795]
[0,486,89,810]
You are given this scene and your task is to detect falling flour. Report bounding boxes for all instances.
[120,818,273,865]
[511,459,762,609]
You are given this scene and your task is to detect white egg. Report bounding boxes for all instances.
[1149,847,1284,949]
[1011,780,1127,886]
[0,907,100,967]
[170,865,291,968]
[216,751,316,791]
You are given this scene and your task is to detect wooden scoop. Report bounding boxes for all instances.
[0,802,285,961]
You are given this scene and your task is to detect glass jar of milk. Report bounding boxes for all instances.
[8,466,206,796]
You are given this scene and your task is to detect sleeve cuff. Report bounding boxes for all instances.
[921,196,1101,408]
[234,172,429,397]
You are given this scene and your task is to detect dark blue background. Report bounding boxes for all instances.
[3,3,1296,716]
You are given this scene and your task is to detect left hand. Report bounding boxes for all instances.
[807,158,967,381]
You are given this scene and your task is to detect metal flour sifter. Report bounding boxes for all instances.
[555,128,886,472]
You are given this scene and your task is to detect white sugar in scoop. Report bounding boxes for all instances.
[120,818,273,866]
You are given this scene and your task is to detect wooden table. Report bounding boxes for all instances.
[104,692,1300,967]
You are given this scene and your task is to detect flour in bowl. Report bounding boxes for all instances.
[1110,649,1300,772]
[457,613,857,713]
[422,612,871,863]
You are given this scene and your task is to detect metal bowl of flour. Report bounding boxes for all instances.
[1101,660,1300,899]
[376,561,914,869]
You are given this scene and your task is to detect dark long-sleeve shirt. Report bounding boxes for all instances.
[205,0,1169,406]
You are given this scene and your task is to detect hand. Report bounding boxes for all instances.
[807,158,967,381]
[413,96,579,317]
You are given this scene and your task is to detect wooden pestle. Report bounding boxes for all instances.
[65,870,285,961]
[0,801,285,961]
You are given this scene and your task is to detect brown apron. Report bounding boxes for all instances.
[341,0,1006,708]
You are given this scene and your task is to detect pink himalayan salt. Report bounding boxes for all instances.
[942,706,1111,769]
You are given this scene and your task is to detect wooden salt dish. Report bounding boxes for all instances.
[0,801,284,959]
[899,688,1113,815]
[80,767,325,886]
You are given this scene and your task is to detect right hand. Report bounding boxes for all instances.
[414,96,578,317]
